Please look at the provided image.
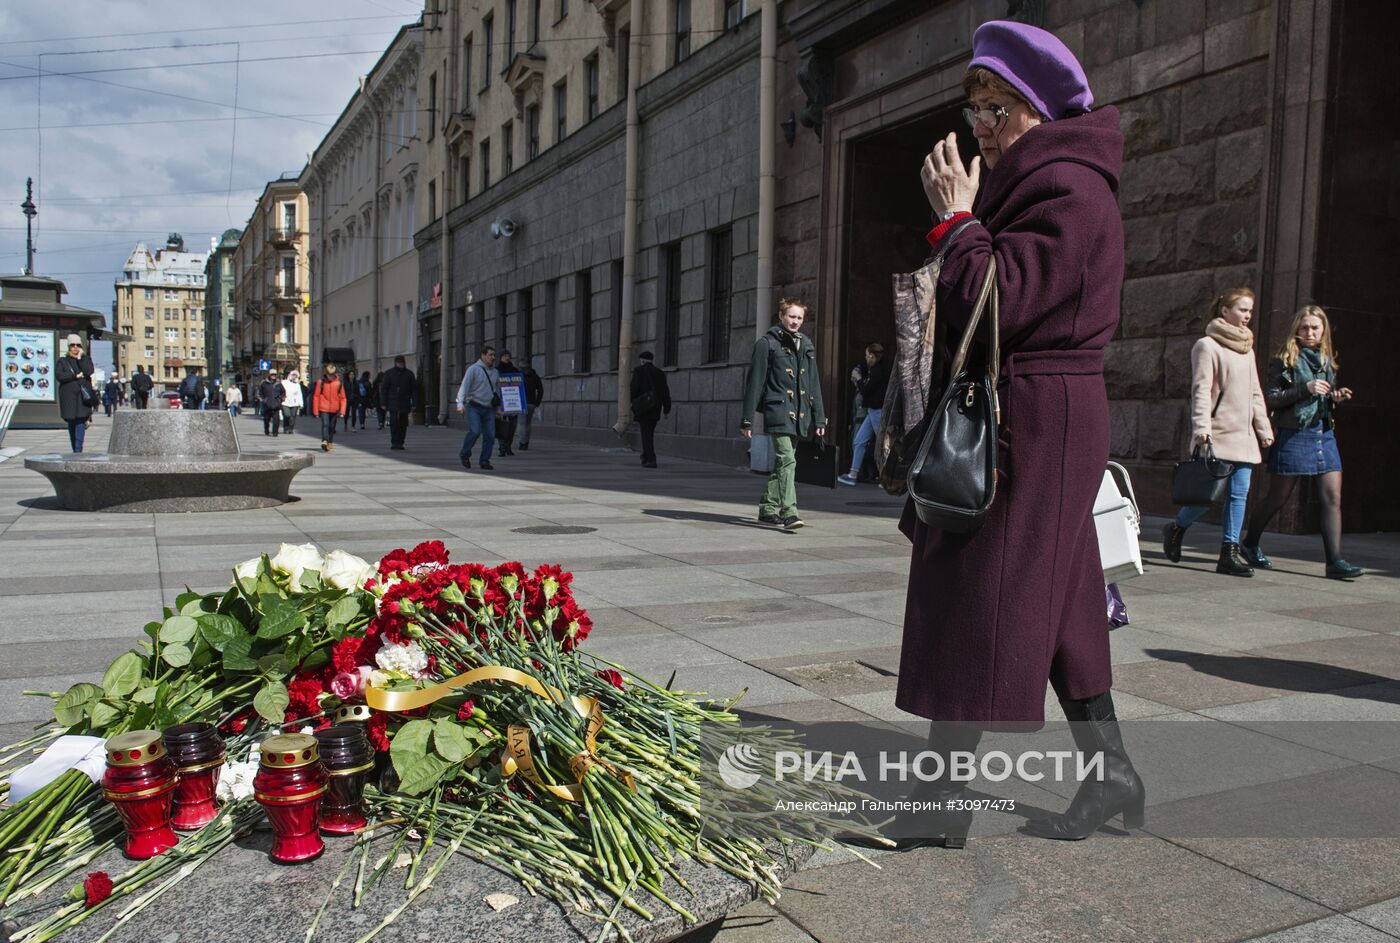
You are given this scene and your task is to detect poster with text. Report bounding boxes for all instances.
[497,374,526,415]
[1,329,56,401]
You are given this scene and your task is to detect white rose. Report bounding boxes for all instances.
[367,669,391,690]
[270,543,324,592]
[375,641,430,679]
[216,760,257,802]
[233,558,260,582]
[322,550,376,591]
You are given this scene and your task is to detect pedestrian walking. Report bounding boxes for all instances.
[1241,305,1362,580]
[178,368,205,411]
[259,371,285,436]
[299,376,311,417]
[102,380,118,417]
[740,299,827,529]
[372,371,387,429]
[630,352,672,468]
[346,371,370,430]
[838,343,890,486]
[281,370,304,434]
[55,335,95,453]
[225,384,243,417]
[311,363,349,451]
[518,361,544,450]
[130,366,153,410]
[495,351,521,456]
[1162,288,1274,577]
[887,21,1144,847]
[454,346,500,470]
[381,355,416,451]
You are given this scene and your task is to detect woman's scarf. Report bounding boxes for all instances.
[1206,317,1254,354]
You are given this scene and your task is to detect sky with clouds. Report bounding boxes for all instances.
[0,0,422,371]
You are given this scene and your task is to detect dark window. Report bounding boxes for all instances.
[483,15,494,88]
[661,242,681,367]
[545,279,558,374]
[585,54,599,120]
[724,0,744,29]
[674,0,691,64]
[473,302,485,354]
[554,81,567,142]
[516,288,533,360]
[428,179,437,221]
[495,296,507,348]
[610,260,623,372]
[459,155,471,202]
[480,138,491,190]
[557,0,567,22]
[506,0,517,61]
[427,73,437,141]
[503,121,514,174]
[531,0,541,46]
[526,104,540,160]
[462,36,473,107]
[618,28,630,99]
[575,270,592,373]
[705,228,733,363]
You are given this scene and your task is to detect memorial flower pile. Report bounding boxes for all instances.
[0,541,873,942]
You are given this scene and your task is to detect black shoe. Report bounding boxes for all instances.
[1162,522,1185,563]
[781,515,804,530]
[391,445,404,451]
[460,457,471,469]
[643,460,658,468]
[499,447,513,456]
[518,442,529,451]
[1025,693,1146,841]
[1239,544,1272,569]
[1326,560,1363,580]
[758,511,781,526]
[479,461,494,470]
[1216,543,1255,577]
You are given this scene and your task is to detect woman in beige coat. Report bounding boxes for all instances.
[1163,288,1274,576]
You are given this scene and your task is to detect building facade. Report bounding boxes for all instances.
[304,25,424,382]
[229,178,310,381]
[411,0,1394,531]
[112,234,208,389]
[203,228,242,386]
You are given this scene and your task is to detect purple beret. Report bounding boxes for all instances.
[969,21,1093,121]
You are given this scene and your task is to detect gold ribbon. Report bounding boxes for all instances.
[364,665,634,801]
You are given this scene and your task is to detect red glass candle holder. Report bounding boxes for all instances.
[163,723,225,831]
[314,725,374,835]
[103,730,180,860]
[253,733,328,864]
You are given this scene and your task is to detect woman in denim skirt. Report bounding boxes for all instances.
[1242,306,1361,579]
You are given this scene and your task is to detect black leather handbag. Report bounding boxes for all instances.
[1170,442,1235,507]
[908,258,1001,532]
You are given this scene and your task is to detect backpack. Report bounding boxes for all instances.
[180,375,200,397]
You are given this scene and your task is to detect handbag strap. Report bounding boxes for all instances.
[944,257,1001,422]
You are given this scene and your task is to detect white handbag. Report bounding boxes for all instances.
[1095,462,1143,581]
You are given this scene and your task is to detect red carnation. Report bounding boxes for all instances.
[408,540,449,567]
[456,699,475,721]
[286,677,326,722]
[367,712,390,752]
[596,669,625,691]
[83,871,113,908]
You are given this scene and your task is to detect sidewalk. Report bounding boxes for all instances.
[2,413,1398,942]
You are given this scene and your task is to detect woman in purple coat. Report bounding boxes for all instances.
[894,22,1144,847]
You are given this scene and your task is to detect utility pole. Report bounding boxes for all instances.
[21,178,37,275]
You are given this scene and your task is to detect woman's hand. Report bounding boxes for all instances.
[1306,379,1331,395]
[1331,386,1353,402]
[1261,437,1274,449]
[1194,433,1211,446]
[921,133,980,217]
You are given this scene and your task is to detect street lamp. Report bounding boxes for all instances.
[20,178,37,275]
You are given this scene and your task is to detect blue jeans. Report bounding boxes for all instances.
[1175,464,1253,544]
[320,412,339,443]
[518,405,535,445]
[228,404,240,417]
[66,419,87,453]
[459,403,496,462]
[848,407,883,476]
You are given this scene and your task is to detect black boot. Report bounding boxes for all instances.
[1162,522,1185,563]
[1239,544,1272,569]
[1026,693,1145,841]
[1216,543,1255,577]
[1326,559,1363,580]
[842,722,982,851]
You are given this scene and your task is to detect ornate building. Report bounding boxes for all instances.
[111,234,207,389]
[203,228,242,385]
[229,178,310,381]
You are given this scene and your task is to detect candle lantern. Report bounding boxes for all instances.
[314,725,374,835]
[333,704,372,725]
[253,733,329,864]
[103,730,180,859]
[163,723,225,830]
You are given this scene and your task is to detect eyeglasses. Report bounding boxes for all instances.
[962,104,1012,130]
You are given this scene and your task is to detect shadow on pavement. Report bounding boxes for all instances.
[1144,649,1400,700]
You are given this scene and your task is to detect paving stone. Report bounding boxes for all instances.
[1178,837,1400,913]
[1244,915,1399,942]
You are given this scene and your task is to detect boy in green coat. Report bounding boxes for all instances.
[741,299,827,529]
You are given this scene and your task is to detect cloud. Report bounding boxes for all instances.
[0,0,418,372]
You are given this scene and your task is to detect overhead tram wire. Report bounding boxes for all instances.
[0,47,394,82]
[0,15,409,48]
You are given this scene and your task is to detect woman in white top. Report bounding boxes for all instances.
[225,384,243,417]
[281,370,305,434]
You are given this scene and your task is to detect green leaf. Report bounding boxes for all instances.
[433,718,472,763]
[102,652,145,698]
[326,595,360,629]
[197,613,245,652]
[89,700,123,729]
[256,599,306,640]
[258,653,291,681]
[391,720,455,796]
[158,614,198,645]
[175,590,202,612]
[223,635,258,673]
[131,685,160,704]
[299,569,324,593]
[253,681,290,723]
[161,643,192,668]
[299,647,331,673]
[143,621,161,643]
[54,683,104,726]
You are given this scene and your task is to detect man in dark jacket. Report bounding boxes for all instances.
[259,370,286,436]
[740,300,827,528]
[179,368,205,411]
[380,355,416,450]
[630,351,672,468]
[518,363,544,450]
[130,366,153,409]
[838,343,890,486]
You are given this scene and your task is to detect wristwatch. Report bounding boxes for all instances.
[941,209,963,222]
